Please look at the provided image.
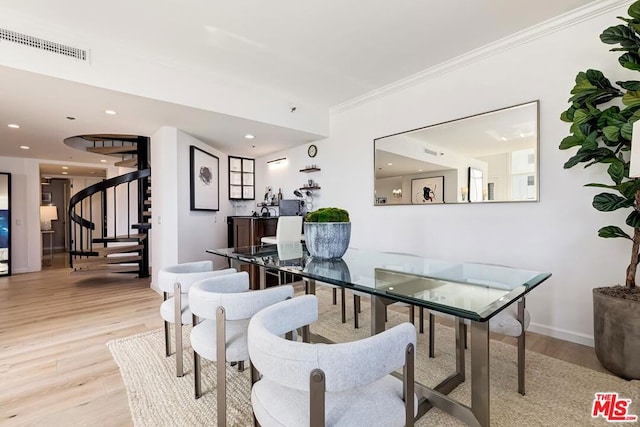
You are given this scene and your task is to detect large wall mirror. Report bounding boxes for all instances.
[374,101,539,205]
[0,173,10,276]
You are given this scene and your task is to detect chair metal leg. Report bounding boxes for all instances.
[353,295,359,329]
[193,314,202,399]
[429,313,435,358]
[174,283,184,377]
[464,323,468,349]
[163,292,171,356]
[404,343,415,427]
[250,362,260,427]
[216,307,227,427]
[302,325,310,343]
[340,288,346,324]
[332,288,337,305]
[238,361,245,372]
[419,307,424,334]
[310,369,326,427]
[409,305,415,325]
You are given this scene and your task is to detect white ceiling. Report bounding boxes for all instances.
[0,0,595,167]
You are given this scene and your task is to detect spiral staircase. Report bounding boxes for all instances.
[66,135,151,277]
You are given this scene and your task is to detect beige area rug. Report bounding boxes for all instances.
[108,288,640,426]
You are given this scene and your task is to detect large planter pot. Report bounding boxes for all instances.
[593,288,640,379]
[304,222,351,259]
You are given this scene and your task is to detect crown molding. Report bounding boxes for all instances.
[330,0,632,114]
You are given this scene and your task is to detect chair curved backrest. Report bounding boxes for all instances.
[275,216,303,243]
[189,272,295,321]
[157,260,235,293]
[249,294,416,392]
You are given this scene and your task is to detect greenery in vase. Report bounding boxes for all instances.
[559,0,640,292]
[305,207,350,223]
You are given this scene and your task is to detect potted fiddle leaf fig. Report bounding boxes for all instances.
[304,207,351,259]
[560,0,640,379]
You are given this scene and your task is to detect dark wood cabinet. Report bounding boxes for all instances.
[227,216,278,289]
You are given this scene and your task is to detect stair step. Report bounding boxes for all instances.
[143,200,151,206]
[93,233,147,243]
[146,188,152,195]
[87,146,138,155]
[132,223,152,230]
[115,158,138,167]
[74,255,142,265]
[72,264,140,275]
[92,244,144,255]
[142,211,151,217]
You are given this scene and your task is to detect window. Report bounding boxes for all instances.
[228,156,255,200]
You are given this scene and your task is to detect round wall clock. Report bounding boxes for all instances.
[308,144,318,158]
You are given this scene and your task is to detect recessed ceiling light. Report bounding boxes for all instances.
[8,124,20,129]
[387,163,393,166]
[61,172,68,175]
[62,166,69,170]
[105,110,117,115]
[20,145,30,150]
[418,169,423,172]
[244,134,255,139]
[100,159,107,163]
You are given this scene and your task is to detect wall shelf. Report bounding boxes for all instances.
[299,186,321,190]
[299,167,321,173]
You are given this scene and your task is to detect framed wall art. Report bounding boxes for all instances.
[411,176,444,204]
[41,191,52,205]
[190,146,219,211]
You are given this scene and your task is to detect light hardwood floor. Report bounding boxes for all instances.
[0,254,609,426]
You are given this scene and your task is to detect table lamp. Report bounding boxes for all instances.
[40,205,58,231]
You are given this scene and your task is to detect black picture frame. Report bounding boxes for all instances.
[411,176,444,204]
[190,146,219,211]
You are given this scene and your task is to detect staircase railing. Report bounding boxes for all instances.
[68,168,151,276]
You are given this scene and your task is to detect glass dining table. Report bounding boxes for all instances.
[207,243,551,427]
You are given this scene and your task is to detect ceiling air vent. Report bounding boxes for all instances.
[424,148,438,156]
[0,27,87,61]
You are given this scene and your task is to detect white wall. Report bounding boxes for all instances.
[150,127,233,290]
[259,3,636,346]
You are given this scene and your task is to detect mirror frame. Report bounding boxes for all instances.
[373,100,540,206]
[0,172,11,276]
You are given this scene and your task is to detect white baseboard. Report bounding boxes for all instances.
[528,323,594,347]
[150,281,161,294]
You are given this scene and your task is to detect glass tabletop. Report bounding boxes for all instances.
[207,243,551,322]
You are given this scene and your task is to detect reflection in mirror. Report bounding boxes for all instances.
[374,101,539,205]
[0,173,10,276]
[469,167,484,202]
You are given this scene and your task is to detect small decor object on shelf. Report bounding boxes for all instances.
[304,207,351,259]
[307,144,317,158]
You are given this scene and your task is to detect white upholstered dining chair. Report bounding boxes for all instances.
[189,272,294,427]
[248,294,417,427]
[157,260,236,377]
[260,215,304,245]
